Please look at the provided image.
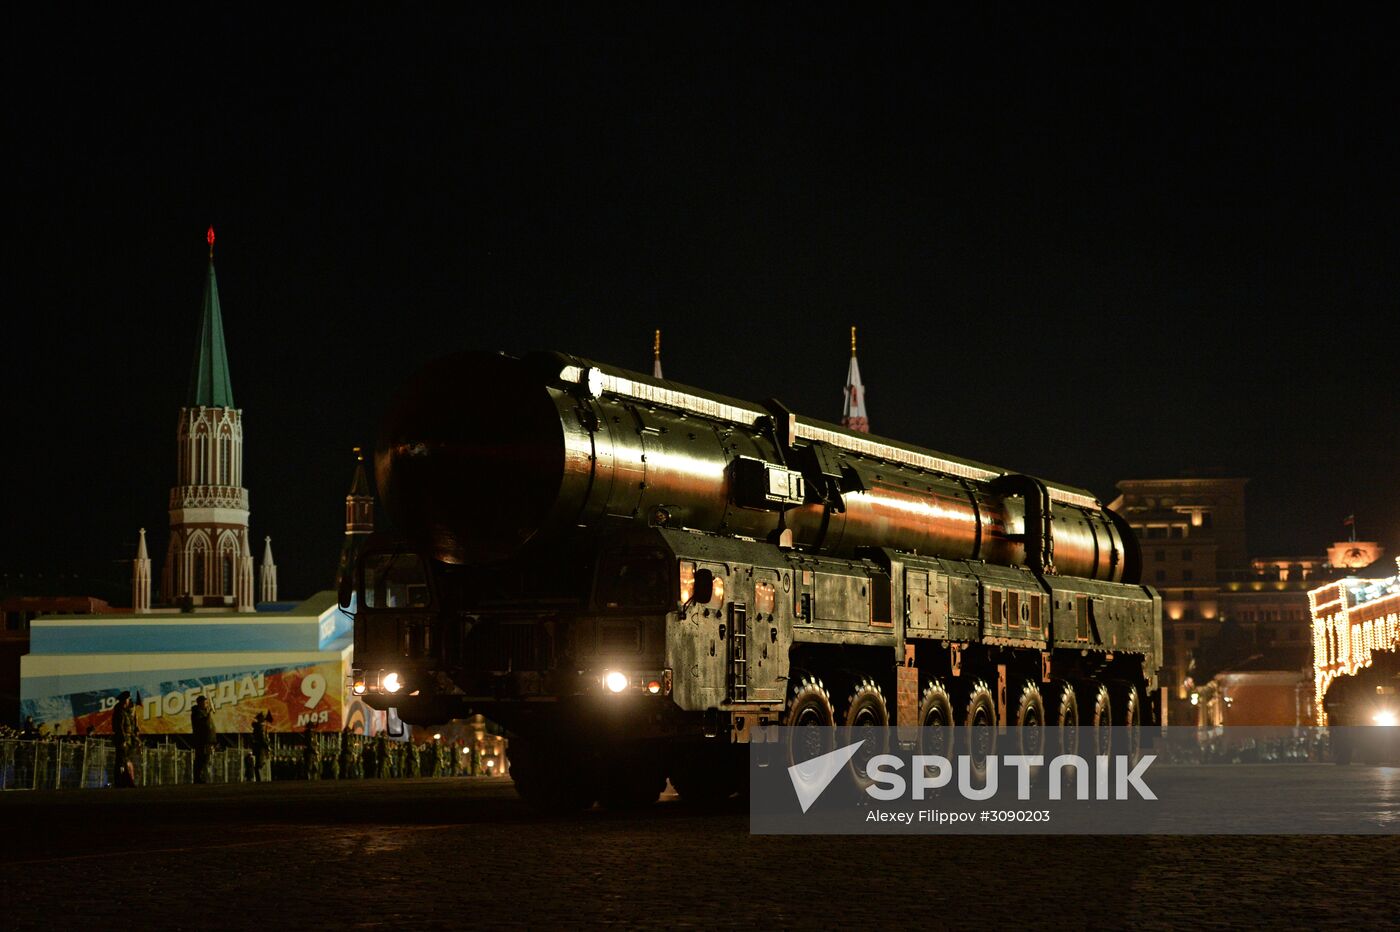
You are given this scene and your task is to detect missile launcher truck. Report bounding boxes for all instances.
[346,350,1162,809]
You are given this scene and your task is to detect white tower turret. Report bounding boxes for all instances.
[842,325,869,433]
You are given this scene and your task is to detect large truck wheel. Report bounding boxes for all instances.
[962,680,997,782]
[842,679,890,789]
[1049,681,1080,759]
[1011,681,1047,783]
[785,675,836,794]
[1110,680,1143,766]
[509,740,596,813]
[918,681,955,759]
[1081,681,1113,758]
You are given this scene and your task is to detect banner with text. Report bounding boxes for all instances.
[21,660,363,735]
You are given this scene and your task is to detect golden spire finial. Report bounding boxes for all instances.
[654,329,662,360]
[353,445,363,462]
[850,325,857,357]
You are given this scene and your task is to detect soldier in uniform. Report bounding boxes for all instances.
[110,691,138,787]
[375,731,390,779]
[428,736,442,777]
[191,695,217,784]
[251,711,271,782]
[338,726,352,779]
[302,720,320,780]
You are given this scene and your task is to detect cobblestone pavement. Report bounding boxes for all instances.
[2,772,1395,929]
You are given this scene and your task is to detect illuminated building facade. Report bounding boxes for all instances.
[1309,560,1400,725]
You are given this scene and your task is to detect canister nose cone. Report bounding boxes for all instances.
[375,351,565,564]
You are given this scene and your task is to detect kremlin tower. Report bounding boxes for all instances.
[336,447,376,593]
[139,228,276,611]
[842,325,869,433]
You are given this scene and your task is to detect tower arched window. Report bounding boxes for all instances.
[219,427,231,486]
[222,548,235,596]
[192,546,207,596]
[195,425,209,485]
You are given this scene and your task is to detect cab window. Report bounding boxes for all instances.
[363,553,432,609]
[595,551,669,610]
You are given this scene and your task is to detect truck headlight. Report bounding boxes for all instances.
[604,670,630,693]
[383,671,403,694]
[1373,710,1397,726]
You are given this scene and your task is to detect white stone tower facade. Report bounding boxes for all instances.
[260,536,278,603]
[132,528,152,613]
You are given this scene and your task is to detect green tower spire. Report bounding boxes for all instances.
[186,226,235,408]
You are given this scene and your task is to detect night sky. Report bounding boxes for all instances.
[6,12,1398,603]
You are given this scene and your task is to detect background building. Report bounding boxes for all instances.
[1112,476,1386,725]
[1310,559,1400,725]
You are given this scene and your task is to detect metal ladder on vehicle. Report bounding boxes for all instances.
[728,603,748,701]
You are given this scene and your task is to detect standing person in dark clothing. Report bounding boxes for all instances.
[302,721,320,780]
[362,734,376,780]
[375,732,390,779]
[111,691,138,788]
[338,726,352,779]
[251,711,271,782]
[191,695,217,784]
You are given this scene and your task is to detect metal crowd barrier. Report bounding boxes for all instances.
[1,735,501,790]
[0,738,247,790]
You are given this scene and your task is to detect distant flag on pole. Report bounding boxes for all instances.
[1343,514,1354,526]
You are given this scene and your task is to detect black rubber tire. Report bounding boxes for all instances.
[1081,681,1113,759]
[917,680,956,759]
[1049,681,1080,759]
[962,680,997,783]
[842,679,890,789]
[1012,681,1047,779]
[1111,680,1143,767]
[784,675,836,792]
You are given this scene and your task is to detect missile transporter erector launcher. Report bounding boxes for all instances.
[348,350,1162,809]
